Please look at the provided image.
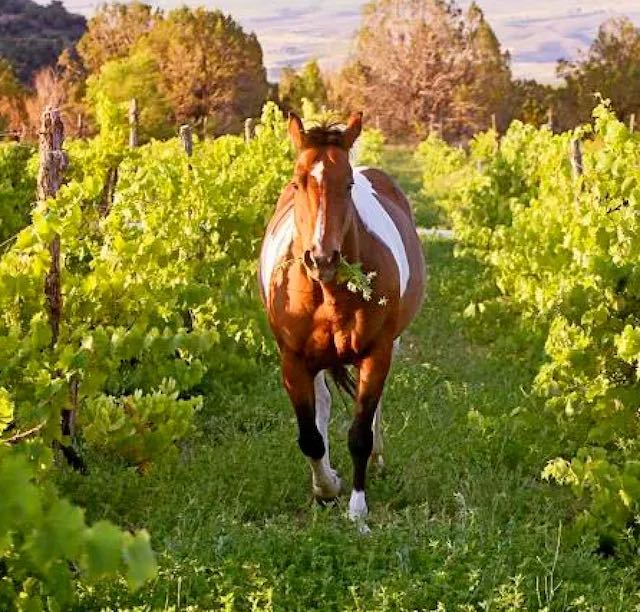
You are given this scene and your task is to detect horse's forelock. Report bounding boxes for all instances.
[303,123,348,150]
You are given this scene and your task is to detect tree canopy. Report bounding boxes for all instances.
[279,60,328,116]
[0,0,85,84]
[557,17,640,128]
[331,0,511,140]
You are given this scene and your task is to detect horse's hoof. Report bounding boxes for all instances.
[356,521,372,535]
[313,472,342,501]
[314,494,339,507]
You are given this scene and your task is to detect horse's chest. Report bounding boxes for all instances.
[305,305,371,362]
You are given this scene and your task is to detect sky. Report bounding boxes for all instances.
[38,0,640,83]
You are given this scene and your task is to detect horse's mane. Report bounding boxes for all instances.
[303,120,347,149]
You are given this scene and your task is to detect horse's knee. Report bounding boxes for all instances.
[348,419,373,459]
[298,425,325,460]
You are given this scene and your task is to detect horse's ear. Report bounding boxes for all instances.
[288,112,306,151]
[342,112,363,150]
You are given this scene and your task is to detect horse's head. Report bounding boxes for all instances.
[288,112,363,283]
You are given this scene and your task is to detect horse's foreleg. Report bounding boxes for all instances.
[348,343,392,523]
[281,354,340,501]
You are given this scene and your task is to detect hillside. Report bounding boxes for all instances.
[0,0,85,84]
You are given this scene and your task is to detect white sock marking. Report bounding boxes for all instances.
[348,490,368,521]
[310,371,341,499]
[260,209,295,300]
[352,168,410,296]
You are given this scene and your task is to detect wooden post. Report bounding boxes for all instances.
[179,124,193,157]
[244,118,254,143]
[76,113,85,139]
[571,138,583,179]
[38,108,86,472]
[491,113,497,132]
[202,115,208,140]
[99,166,118,218]
[630,113,636,133]
[128,98,139,148]
[38,108,68,348]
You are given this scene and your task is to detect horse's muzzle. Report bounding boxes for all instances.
[304,249,340,283]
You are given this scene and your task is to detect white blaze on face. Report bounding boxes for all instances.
[310,160,325,184]
[310,161,326,247]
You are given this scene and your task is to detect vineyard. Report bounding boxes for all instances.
[3,100,640,609]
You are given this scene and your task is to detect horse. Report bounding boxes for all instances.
[258,112,426,525]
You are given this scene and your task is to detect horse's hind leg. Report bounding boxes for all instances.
[370,338,399,473]
[370,401,384,471]
[311,372,341,500]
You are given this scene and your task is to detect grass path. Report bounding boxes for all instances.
[57,148,639,609]
[59,238,640,610]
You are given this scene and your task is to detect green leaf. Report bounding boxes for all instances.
[123,530,157,590]
[0,387,13,432]
[83,521,125,579]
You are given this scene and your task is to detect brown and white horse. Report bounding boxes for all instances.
[259,112,425,525]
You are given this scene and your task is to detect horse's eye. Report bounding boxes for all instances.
[292,181,299,191]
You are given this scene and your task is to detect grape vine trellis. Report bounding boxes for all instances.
[416,101,640,545]
[0,101,295,607]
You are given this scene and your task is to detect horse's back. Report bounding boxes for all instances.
[357,167,415,222]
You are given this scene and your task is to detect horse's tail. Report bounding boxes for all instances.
[329,365,357,400]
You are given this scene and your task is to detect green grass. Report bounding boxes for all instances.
[381,145,448,229]
[57,239,640,611]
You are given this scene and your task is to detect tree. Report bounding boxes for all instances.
[141,7,268,134]
[557,17,640,128]
[86,50,173,142]
[463,2,512,131]
[332,0,508,141]
[279,60,328,115]
[76,1,158,74]
[509,79,555,127]
[22,68,67,136]
[0,0,85,84]
[0,58,25,132]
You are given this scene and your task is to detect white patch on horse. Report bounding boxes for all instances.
[309,371,341,499]
[352,167,410,296]
[310,160,324,184]
[260,208,294,300]
[348,489,369,526]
